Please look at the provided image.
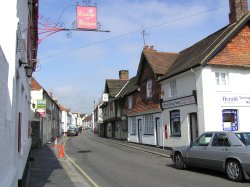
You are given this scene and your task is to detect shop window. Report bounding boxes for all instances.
[146,79,152,98]
[144,114,154,135]
[170,79,177,97]
[222,109,238,131]
[131,117,136,135]
[170,110,181,137]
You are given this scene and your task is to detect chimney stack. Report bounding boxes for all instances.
[119,70,129,80]
[229,0,249,24]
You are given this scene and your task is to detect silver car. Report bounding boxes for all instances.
[171,131,250,182]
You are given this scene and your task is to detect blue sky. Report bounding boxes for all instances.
[35,0,250,114]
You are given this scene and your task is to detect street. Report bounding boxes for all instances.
[65,131,250,187]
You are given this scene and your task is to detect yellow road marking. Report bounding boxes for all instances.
[64,138,99,187]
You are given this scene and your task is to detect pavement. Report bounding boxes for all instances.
[27,132,171,187]
[27,136,91,187]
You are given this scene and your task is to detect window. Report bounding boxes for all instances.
[194,133,212,146]
[235,133,250,146]
[144,114,154,135]
[170,79,177,97]
[131,117,136,135]
[215,72,227,86]
[212,134,230,147]
[146,79,152,98]
[222,109,238,131]
[170,110,181,137]
[128,96,133,109]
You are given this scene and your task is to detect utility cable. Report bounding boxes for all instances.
[39,4,228,61]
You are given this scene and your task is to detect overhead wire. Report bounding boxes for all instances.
[39,3,228,61]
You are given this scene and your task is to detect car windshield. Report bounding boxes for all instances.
[235,132,250,146]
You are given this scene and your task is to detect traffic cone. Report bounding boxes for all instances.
[58,144,64,159]
[54,137,58,149]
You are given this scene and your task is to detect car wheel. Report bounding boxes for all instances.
[225,160,243,182]
[174,153,185,169]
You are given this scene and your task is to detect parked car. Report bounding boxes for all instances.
[67,126,78,136]
[171,131,250,182]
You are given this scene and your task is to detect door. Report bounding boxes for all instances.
[189,113,198,143]
[155,117,161,146]
[187,133,213,167]
[206,133,231,171]
[138,119,142,144]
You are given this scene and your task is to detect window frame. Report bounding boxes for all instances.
[131,117,136,135]
[170,79,177,97]
[146,79,153,98]
[215,72,228,86]
[144,114,154,135]
[128,95,133,109]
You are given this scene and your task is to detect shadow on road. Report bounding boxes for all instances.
[166,163,250,184]
[28,144,76,187]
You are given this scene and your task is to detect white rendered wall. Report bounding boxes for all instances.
[201,66,250,132]
[0,0,31,186]
[161,71,197,147]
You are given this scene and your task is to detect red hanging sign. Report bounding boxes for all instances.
[76,6,97,30]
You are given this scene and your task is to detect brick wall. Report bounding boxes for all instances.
[126,61,161,115]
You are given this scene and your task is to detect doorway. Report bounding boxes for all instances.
[138,119,142,144]
[155,117,161,146]
[189,113,198,143]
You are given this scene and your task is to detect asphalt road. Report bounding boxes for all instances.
[65,132,250,187]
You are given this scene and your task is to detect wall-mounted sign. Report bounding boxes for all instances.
[37,99,46,109]
[162,95,196,109]
[76,6,97,30]
[220,94,250,106]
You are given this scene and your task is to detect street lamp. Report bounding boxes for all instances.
[19,59,34,77]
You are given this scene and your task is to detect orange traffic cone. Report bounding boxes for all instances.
[54,137,58,149]
[58,144,65,159]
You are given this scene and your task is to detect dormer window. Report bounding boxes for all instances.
[146,79,152,98]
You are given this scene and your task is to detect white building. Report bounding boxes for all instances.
[0,0,38,186]
[59,105,69,136]
[159,2,250,148]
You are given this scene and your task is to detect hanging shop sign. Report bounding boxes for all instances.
[35,109,46,118]
[220,94,250,106]
[37,99,46,109]
[76,6,97,30]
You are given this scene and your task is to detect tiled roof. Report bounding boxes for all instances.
[58,104,69,111]
[117,76,138,98]
[136,49,179,82]
[159,13,250,81]
[31,78,42,90]
[105,79,128,98]
[143,50,179,75]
